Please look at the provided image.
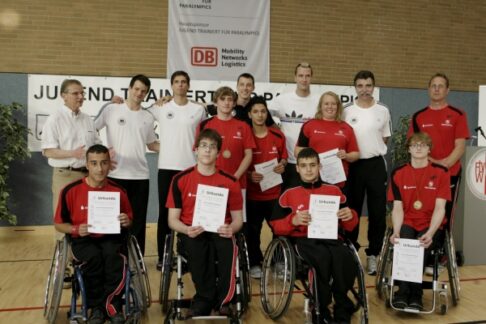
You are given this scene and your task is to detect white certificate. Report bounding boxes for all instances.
[88,191,120,234]
[318,149,346,184]
[254,158,283,192]
[392,239,425,283]
[192,184,229,233]
[308,194,340,239]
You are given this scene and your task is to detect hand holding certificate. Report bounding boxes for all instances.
[318,149,346,184]
[254,158,283,192]
[392,238,425,283]
[308,194,340,239]
[88,191,121,234]
[192,184,229,233]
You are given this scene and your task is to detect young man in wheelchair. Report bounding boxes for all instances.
[270,148,359,323]
[167,128,244,317]
[388,132,451,310]
[54,144,133,324]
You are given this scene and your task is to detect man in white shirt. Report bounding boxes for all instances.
[269,62,320,189]
[146,71,207,270]
[342,70,391,275]
[95,74,158,254]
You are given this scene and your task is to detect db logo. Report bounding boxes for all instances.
[466,148,486,201]
[191,47,217,66]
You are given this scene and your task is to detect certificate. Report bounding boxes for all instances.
[88,191,120,234]
[254,158,283,192]
[192,184,229,233]
[318,149,346,184]
[392,239,424,283]
[308,194,340,239]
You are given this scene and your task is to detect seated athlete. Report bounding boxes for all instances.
[270,148,359,323]
[54,144,133,324]
[167,128,244,316]
[388,132,451,310]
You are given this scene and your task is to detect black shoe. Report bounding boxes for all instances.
[156,260,162,271]
[188,302,211,317]
[392,294,408,309]
[109,313,125,324]
[88,307,105,324]
[408,296,423,311]
[219,304,233,316]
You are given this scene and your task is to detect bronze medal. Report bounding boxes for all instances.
[222,149,231,159]
[413,200,423,210]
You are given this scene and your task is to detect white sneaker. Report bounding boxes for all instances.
[367,255,377,275]
[425,265,445,276]
[250,265,262,279]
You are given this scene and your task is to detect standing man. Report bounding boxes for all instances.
[408,73,470,229]
[342,70,391,275]
[147,71,207,270]
[95,74,158,254]
[269,62,320,189]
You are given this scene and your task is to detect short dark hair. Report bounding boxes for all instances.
[294,62,313,76]
[195,129,223,152]
[247,95,268,110]
[86,144,109,159]
[129,74,151,89]
[237,73,255,86]
[297,147,319,164]
[213,86,237,102]
[428,72,449,88]
[353,70,375,86]
[60,79,82,93]
[171,70,190,85]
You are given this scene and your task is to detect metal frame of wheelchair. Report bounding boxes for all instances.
[160,231,251,324]
[260,237,369,324]
[375,227,460,315]
[43,235,151,324]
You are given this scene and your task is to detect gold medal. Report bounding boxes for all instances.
[413,200,423,210]
[222,149,231,159]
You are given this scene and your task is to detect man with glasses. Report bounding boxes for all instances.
[269,62,319,189]
[342,70,391,275]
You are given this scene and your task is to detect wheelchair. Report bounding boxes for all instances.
[44,234,151,323]
[260,237,369,324]
[375,227,460,314]
[160,231,251,324]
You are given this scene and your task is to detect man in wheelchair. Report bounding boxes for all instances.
[167,129,244,317]
[54,144,133,324]
[388,132,451,310]
[269,148,359,323]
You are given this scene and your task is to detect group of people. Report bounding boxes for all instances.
[41,63,469,323]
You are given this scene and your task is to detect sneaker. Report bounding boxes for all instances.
[63,267,72,289]
[156,260,162,271]
[250,265,262,279]
[408,296,423,311]
[392,293,408,309]
[88,307,105,324]
[218,304,233,316]
[425,265,445,276]
[367,255,377,275]
[109,313,125,324]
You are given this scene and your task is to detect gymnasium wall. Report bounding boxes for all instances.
[1,0,485,90]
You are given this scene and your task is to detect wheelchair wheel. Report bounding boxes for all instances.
[260,237,296,320]
[376,228,393,300]
[128,235,150,311]
[159,233,174,313]
[347,242,369,324]
[44,237,69,324]
[444,230,460,306]
[236,233,251,312]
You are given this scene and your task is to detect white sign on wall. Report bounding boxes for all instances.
[167,0,270,81]
[27,74,379,152]
[478,86,486,147]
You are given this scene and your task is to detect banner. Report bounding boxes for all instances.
[167,0,270,81]
[479,86,486,146]
[27,74,379,152]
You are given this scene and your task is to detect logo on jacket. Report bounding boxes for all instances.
[118,118,126,126]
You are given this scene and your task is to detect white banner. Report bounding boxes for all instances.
[167,0,270,81]
[479,86,486,146]
[27,74,379,152]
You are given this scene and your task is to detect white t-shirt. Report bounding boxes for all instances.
[41,105,100,168]
[269,91,319,163]
[148,101,206,170]
[94,103,156,179]
[342,101,392,159]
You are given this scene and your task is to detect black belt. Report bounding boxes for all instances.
[60,166,88,172]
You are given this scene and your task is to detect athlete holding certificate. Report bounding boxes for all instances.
[167,129,243,317]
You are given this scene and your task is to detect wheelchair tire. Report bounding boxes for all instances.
[160,233,174,313]
[128,236,149,311]
[347,241,369,324]
[44,237,69,324]
[236,233,251,312]
[375,227,393,299]
[444,231,460,306]
[260,237,296,320]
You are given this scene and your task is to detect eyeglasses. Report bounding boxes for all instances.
[409,143,429,149]
[198,143,218,151]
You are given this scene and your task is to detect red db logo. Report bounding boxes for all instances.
[191,47,218,66]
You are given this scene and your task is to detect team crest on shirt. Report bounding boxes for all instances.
[166,111,175,119]
[425,180,436,189]
[441,119,453,127]
[335,129,345,137]
[269,145,278,154]
[402,185,416,190]
[233,130,242,139]
[118,118,126,126]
